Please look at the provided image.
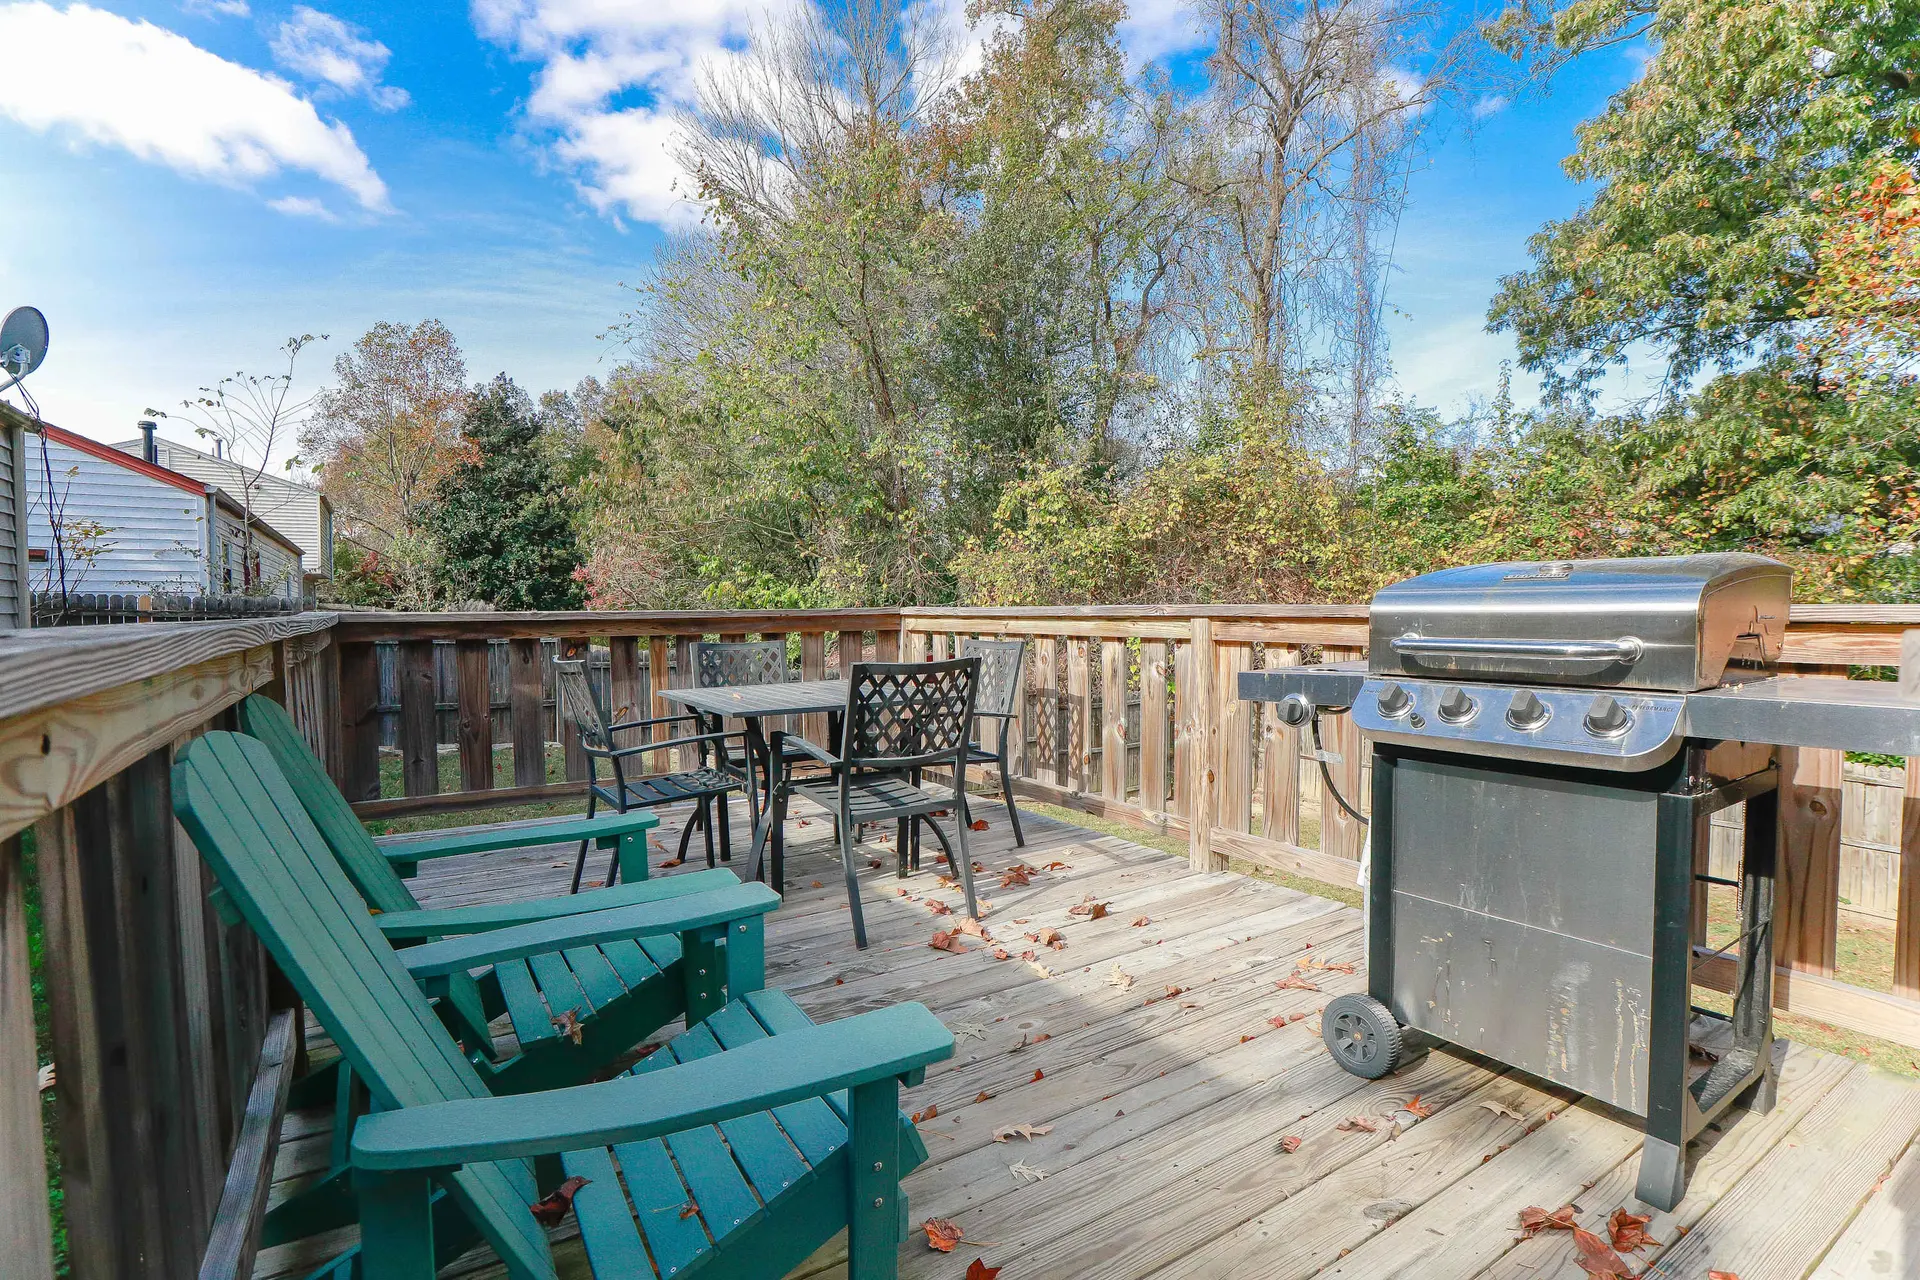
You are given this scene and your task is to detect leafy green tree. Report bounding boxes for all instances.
[427,375,585,610]
[1488,0,1920,392]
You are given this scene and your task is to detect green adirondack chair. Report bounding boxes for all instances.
[238,694,762,1084]
[174,731,953,1280]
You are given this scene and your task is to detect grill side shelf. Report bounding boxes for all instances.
[1684,677,1920,755]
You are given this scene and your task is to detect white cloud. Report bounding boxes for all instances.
[1470,94,1509,120]
[182,0,249,17]
[0,2,391,211]
[1119,0,1206,65]
[472,0,799,226]
[268,193,338,220]
[271,6,410,111]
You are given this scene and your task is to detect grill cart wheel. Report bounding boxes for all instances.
[1322,994,1405,1079]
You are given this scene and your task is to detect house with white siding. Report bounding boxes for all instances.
[24,423,304,601]
[113,427,334,585]
[0,405,28,628]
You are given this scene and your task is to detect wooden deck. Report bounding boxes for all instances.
[258,798,1920,1280]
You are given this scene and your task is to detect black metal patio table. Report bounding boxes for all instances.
[660,680,848,890]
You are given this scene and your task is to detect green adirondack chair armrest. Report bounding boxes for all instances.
[372,810,658,864]
[396,884,779,979]
[352,1003,954,1170]
[371,867,744,940]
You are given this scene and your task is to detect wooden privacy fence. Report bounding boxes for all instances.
[8,598,1920,1278]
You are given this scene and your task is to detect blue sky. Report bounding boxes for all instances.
[0,1,1649,457]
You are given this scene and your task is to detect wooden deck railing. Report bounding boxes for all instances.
[6,597,1920,1277]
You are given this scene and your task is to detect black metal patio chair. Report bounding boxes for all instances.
[758,657,982,948]
[959,637,1028,848]
[553,658,749,892]
[691,639,820,824]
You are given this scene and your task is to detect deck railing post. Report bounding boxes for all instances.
[1186,617,1218,872]
[1,833,56,1279]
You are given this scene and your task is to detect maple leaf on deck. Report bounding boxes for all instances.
[1334,1116,1382,1133]
[999,865,1034,887]
[1608,1208,1660,1253]
[929,930,968,953]
[928,899,954,915]
[966,1259,1003,1280]
[970,819,990,830]
[992,1123,1054,1142]
[1403,1094,1434,1119]
[1131,915,1151,927]
[868,857,884,869]
[1517,1205,1578,1239]
[529,1176,590,1226]
[1068,899,1110,919]
[1277,1135,1303,1153]
[991,946,1011,960]
[810,880,824,888]
[1275,974,1320,991]
[924,1218,965,1252]
[1298,956,1357,975]
[1042,861,1072,871]
[658,857,686,869]
[912,1103,940,1123]
[1572,1226,1634,1277]
[955,916,991,939]
[549,1007,585,1046]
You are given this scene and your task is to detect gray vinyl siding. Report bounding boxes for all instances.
[119,438,332,577]
[27,433,210,593]
[211,503,303,601]
[0,421,24,627]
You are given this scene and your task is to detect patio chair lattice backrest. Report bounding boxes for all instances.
[693,640,789,688]
[553,659,614,752]
[841,657,980,771]
[960,638,1025,719]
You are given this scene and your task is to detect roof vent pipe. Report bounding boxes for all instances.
[137,419,157,464]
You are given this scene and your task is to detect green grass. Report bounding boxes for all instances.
[365,743,590,837]
[19,828,68,1275]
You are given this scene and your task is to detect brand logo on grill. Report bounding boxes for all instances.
[1503,561,1574,580]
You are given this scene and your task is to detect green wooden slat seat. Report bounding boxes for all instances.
[236,694,747,1093]
[172,730,954,1280]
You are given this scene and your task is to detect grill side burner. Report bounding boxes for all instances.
[1237,553,1920,1212]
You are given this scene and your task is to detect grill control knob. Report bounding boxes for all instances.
[1375,682,1413,719]
[1584,694,1633,739]
[1436,686,1477,724]
[1505,688,1550,730]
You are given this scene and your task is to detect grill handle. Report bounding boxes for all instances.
[1390,635,1644,662]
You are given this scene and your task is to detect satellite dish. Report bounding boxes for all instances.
[0,306,49,388]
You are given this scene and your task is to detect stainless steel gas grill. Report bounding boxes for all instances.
[1239,554,1920,1210]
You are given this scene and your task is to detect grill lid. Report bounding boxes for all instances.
[1369,554,1790,692]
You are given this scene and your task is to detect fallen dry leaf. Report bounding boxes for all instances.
[529,1176,590,1227]
[1042,861,1072,871]
[966,1259,1002,1280]
[1026,959,1055,978]
[658,858,685,869]
[1278,1135,1303,1153]
[1107,964,1135,990]
[550,1007,585,1046]
[1000,865,1033,887]
[37,1063,55,1093]
[1477,1100,1524,1121]
[1274,974,1320,992]
[1131,915,1151,927]
[992,1122,1054,1142]
[1298,956,1357,975]
[1268,1015,1292,1029]
[928,899,954,915]
[1068,898,1111,919]
[1008,1162,1047,1183]
[868,858,884,869]
[1030,1069,1045,1082]
[1517,1205,1578,1239]
[991,947,1011,960]
[811,880,824,888]
[1707,1273,1740,1280]
[1027,927,1066,949]
[956,916,991,939]
[975,1090,995,1103]
[1335,1116,1382,1133]
[1608,1208,1660,1253]
[1403,1094,1434,1119]
[924,1218,964,1252]
[970,819,990,831]
[929,929,970,953]
[1572,1226,1633,1277]
[912,1103,940,1124]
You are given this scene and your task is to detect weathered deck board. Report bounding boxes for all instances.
[254,797,1920,1280]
